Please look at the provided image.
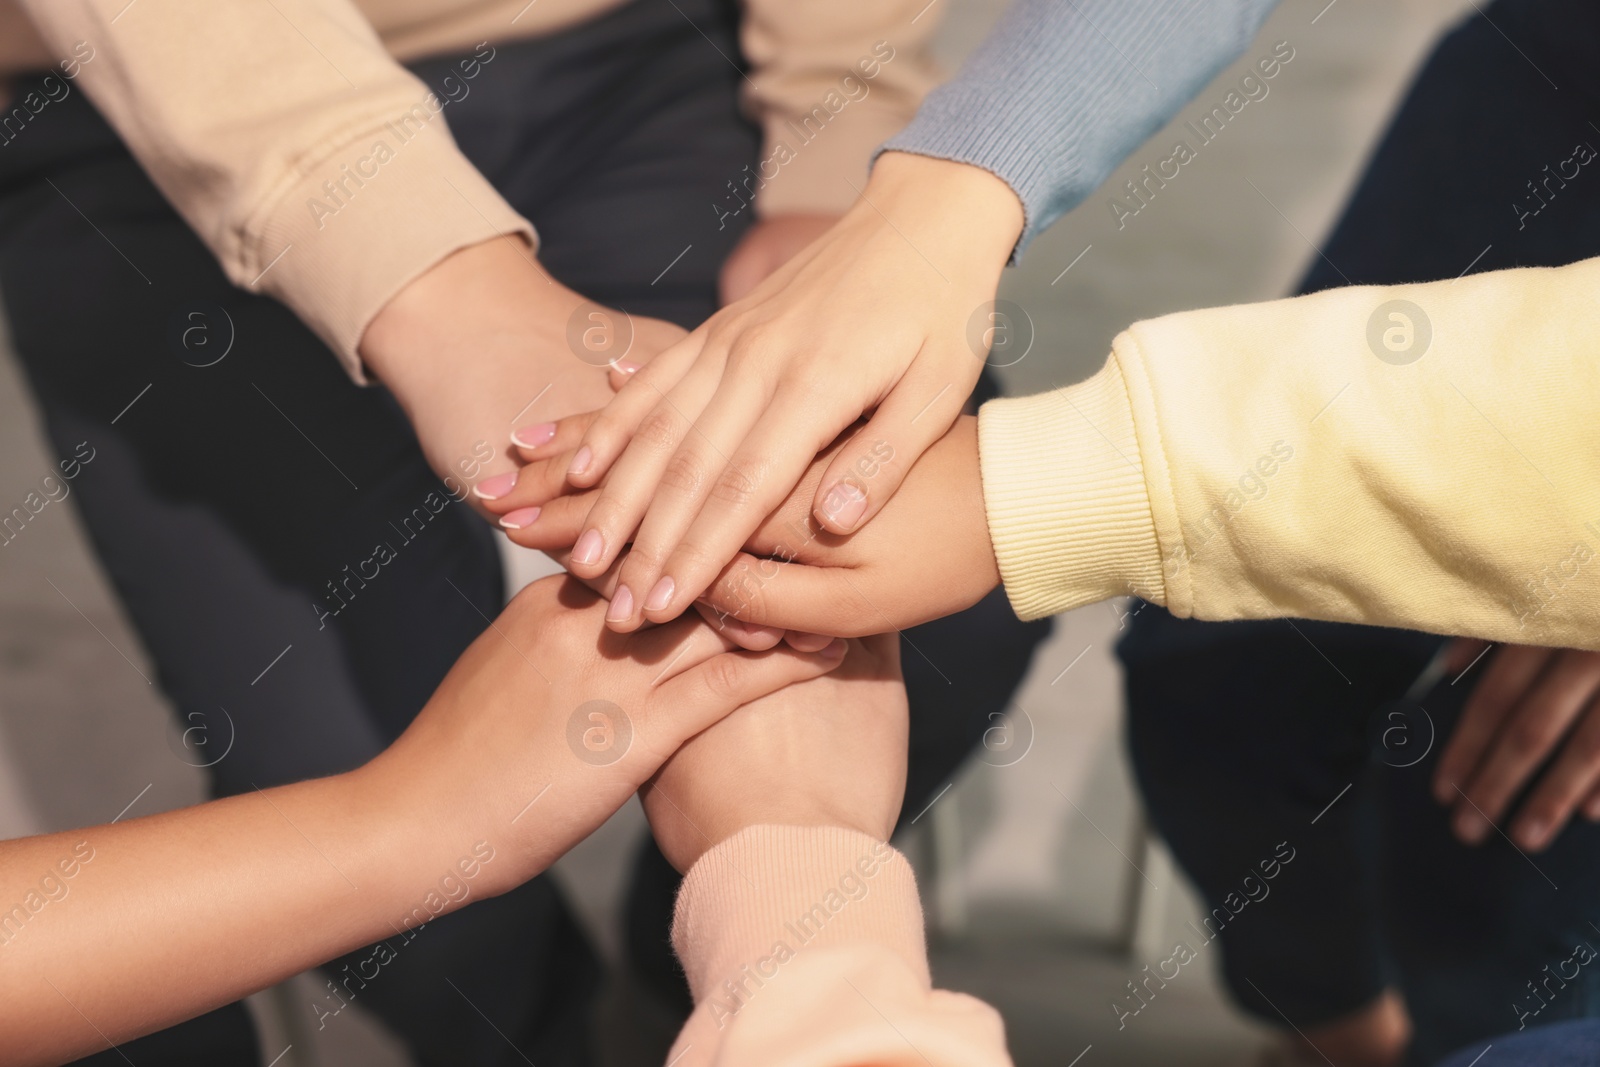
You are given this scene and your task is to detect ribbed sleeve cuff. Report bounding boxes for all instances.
[977,359,1166,621]
[672,826,928,1011]
[243,116,534,382]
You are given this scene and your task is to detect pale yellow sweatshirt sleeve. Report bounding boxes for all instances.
[667,825,1011,1067]
[980,255,1600,650]
[738,1,939,218]
[17,0,532,380]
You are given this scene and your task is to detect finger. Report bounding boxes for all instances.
[634,384,852,626]
[812,360,971,534]
[1454,651,1600,843]
[498,490,593,551]
[699,553,881,637]
[691,601,787,652]
[784,631,835,653]
[567,354,726,580]
[1444,638,1491,676]
[1509,698,1600,851]
[1433,645,1549,804]
[648,639,848,751]
[509,410,596,465]
[570,329,710,489]
[480,447,585,514]
[607,358,643,391]
[1584,782,1600,822]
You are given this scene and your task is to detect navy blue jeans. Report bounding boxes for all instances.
[1121,2,1600,1065]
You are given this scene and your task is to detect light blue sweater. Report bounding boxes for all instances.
[885,0,1282,254]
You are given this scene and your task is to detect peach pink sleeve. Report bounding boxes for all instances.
[668,825,1011,1067]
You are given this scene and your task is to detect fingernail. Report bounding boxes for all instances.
[645,577,675,613]
[612,359,641,375]
[607,585,634,623]
[821,638,848,659]
[511,422,557,449]
[568,446,593,478]
[498,506,541,531]
[1455,809,1490,845]
[1517,819,1549,851]
[474,471,518,501]
[821,481,867,531]
[572,529,603,566]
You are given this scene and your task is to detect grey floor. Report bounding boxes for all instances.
[0,1,1474,1064]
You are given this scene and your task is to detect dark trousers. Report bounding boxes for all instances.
[1120,2,1600,1065]
[0,0,1050,1061]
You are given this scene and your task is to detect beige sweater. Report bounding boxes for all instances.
[979,255,1600,650]
[3,0,936,378]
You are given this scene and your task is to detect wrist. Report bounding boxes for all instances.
[864,151,1024,267]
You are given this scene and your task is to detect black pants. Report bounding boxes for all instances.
[0,0,1050,1061]
[1121,2,1600,1064]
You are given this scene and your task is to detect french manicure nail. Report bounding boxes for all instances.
[645,577,675,613]
[572,529,603,567]
[569,446,593,478]
[474,471,518,501]
[607,585,634,623]
[498,506,541,530]
[821,481,867,531]
[511,422,557,449]
[612,359,642,375]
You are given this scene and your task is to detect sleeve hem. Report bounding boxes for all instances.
[977,358,1167,620]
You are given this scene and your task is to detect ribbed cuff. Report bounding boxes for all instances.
[977,358,1166,621]
[672,826,928,1009]
[243,115,534,382]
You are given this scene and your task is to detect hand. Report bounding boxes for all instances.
[482,413,999,636]
[717,214,839,304]
[359,236,686,517]
[366,573,847,892]
[1433,643,1600,851]
[555,152,1023,631]
[642,633,906,874]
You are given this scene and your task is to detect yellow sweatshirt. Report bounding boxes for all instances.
[978,256,1600,650]
[3,0,936,379]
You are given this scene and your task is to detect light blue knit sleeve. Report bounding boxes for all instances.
[883,0,1283,255]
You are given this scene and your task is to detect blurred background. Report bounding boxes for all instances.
[0,1,1475,1064]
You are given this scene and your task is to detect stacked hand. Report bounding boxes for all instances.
[523,153,1022,630]
[643,632,907,874]
[479,412,1000,637]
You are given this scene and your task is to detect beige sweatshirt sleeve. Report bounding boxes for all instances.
[667,825,1011,1067]
[979,255,1600,650]
[738,1,939,218]
[17,0,532,381]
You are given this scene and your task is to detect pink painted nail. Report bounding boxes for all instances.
[645,577,675,613]
[572,528,604,567]
[474,471,518,501]
[612,359,642,375]
[821,481,867,531]
[498,507,541,530]
[511,422,557,449]
[568,446,593,479]
[607,585,634,623]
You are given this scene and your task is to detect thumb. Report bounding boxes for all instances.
[651,640,846,748]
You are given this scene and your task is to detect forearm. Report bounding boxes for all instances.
[980,254,1600,648]
[668,826,1010,1066]
[0,766,482,1065]
[883,0,1281,252]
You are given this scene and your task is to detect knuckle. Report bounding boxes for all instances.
[659,447,709,497]
[710,458,763,508]
[701,654,745,699]
[633,409,683,456]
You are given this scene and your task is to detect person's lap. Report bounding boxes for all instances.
[1122,1,1600,1062]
